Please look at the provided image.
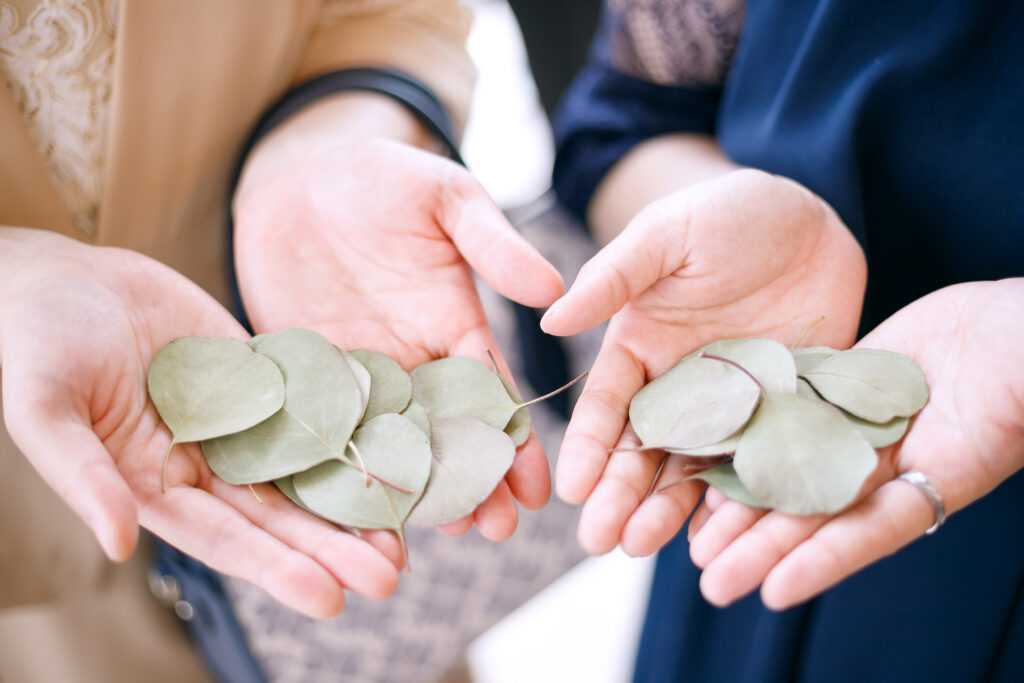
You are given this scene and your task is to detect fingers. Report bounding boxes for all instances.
[141,479,400,618]
[698,507,824,606]
[540,203,687,337]
[506,432,552,511]
[438,172,563,309]
[759,478,938,610]
[2,378,139,562]
[694,475,937,609]
[555,339,645,505]
[472,480,519,541]
[619,461,705,557]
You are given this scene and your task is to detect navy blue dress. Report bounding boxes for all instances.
[553,1,1024,680]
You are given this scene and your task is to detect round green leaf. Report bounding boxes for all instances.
[400,400,432,439]
[350,348,413,422]
[406,417,516,527]
[629,355,760,449]
[801,348,929,423]
[201,328,365,484]
[147,336,285,444]
[734,392,878,515]
[291,413,432,530]
[792,346,839,374]
[687,462,766,508]
[410,357,518,431]
[843,411,910,448]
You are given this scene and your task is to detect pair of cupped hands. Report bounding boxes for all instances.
[3,131,1021,621]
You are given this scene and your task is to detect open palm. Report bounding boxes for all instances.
[541,169,867,555]
[233,139,564,540]
[687,278,1024,609]
[1,229,401,618]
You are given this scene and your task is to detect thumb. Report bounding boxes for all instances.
[540,200,691,336]
[3,378,139,561]
[436,170,564,308]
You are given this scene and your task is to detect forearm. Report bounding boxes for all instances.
[587,133,740,246]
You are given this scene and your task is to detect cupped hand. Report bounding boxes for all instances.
[0,228,403,618]
[540,169,867,556]
[685,278,1024,609]
[233,136,564,541]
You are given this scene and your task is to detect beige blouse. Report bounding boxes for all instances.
[0,0,119,236]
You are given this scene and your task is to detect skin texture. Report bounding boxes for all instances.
[0,228,403,618]
[687,279,1024,609]
[233,93,564,542]
[542,164,867,557]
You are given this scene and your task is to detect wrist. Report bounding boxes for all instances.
[236,92,434,200]
[587,133,741,245]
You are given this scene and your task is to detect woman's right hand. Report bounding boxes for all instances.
[0,227,402,618]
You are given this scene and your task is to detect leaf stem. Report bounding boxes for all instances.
[516,371,589,409]
[791,316,826,349]
[700,353,764,393]
[345,440,413,494]
[161,439,176,493]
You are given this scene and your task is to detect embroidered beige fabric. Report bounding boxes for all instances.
[0,0,119,236]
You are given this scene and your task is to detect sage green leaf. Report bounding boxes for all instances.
[274,476,309,510]
[400,400,432,439]
[686,462,766,508]
[696,338,797,394]
[291,414,432,530]
[843,411,910,448]
[406,417,516,527]
[410,357,518,431]
[666,432,742,457]
[801,348,929,423]
[494,373,531,447]
[734,392,878,515]
[201,328,365,484]
[795,377,821,399]
[340,348,372,419]
[792,346,840,374]
[629,355,760,449]
[147,336,285,444]
[350,348,413,422]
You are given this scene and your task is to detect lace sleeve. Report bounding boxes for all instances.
[605,0,745,87]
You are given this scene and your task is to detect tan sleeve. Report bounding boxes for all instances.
[296,0,476,135]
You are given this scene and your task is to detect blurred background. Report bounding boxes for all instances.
[461,2,657,682]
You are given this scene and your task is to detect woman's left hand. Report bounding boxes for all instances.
[686,278,1024,609]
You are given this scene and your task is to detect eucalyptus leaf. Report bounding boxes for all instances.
[629,355,760,449]
[494,373,531,447]
[795,377,821,400]
[340,348,372,419]
[201,328,366,484]
[410,357,519,431]
[148,336,286,444]
[400,400,432,439]
[696,338,798,394]
[665,432,742,457]
[686,462,766,508]
[733,392,878,515]
[842,411,910,448]
[350,348,413,422]
[792,346,840,374]
[801,349,929,423]
[274,476,308,510]
[291,414,431,531]
[406,417,516,527]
